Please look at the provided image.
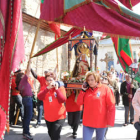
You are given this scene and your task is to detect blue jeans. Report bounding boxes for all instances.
[22,97,33,134]
[83,125,107,140]
[37,100,43,124]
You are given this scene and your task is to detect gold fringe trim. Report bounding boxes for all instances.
[103,32,140,40]
[54,0,92,22]
[129,0,133,8]
[46,20,140,39]
[101,0,140,23]
[33,24,140,58]
[53,0,140,25]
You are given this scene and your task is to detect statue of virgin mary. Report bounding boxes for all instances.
[72,42,90,78]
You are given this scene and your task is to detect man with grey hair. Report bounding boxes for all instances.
[120,73,138,126]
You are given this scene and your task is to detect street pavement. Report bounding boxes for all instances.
[4,102,137,140]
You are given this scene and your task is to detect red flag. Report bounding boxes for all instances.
[111,37,133,72]
[40,1,61,39]
[33,28,82,57]
[0,0,24,139]
[11,14,25,71]
[49,23,61,39]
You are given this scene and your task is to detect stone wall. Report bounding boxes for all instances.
[21,21,77,92]
[22,22,76,73]
[22,0,40,18]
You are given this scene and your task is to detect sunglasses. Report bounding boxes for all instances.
[101,77,108,81]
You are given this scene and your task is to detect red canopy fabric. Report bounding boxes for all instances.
[33,28,82,57]
[40,0,140,38]
[0,0,24,139]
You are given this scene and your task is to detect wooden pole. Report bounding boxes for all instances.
[90,40,94,71]
[68,41,72,72]
[56,48,59,72]
[27,19,41,69]
[95,52,97,71]
[14,108,20,125]
[127,79,133,123]
[95,37,99,71]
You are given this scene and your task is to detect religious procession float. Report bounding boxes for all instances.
[60,28,98,99]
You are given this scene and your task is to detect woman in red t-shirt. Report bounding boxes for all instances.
[38,72,66,140]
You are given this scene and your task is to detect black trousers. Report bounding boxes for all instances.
[68,111,82,135]
[45,119,65,140]
[136,131,140,140]
[10,95,24,123]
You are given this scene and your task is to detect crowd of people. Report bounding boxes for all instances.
[9,63,140,140]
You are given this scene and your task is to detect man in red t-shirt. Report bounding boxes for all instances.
[10,69,24,125]
[31,69,48,127]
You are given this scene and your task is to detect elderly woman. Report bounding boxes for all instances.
[77,72,115,140]
[37,72,66,140]
[132,88,140,140]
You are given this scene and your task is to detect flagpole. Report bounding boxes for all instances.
[56,48,59,72]
[56,47,59,80]
[95,37,99,71]
[27,19,41,69]
[127,79,133,123]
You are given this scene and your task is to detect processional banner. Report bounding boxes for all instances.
[0,0,24,139]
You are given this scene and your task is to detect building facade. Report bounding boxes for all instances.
[98,38,140,73]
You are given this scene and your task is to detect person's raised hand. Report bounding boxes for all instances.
[128,94,132,98]
[131,84,134,88]
[82,82,88,91]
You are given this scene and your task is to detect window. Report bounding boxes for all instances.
[107,52,113,59]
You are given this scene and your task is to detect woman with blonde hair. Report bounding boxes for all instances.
[77,72,115,140]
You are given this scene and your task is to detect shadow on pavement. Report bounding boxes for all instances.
[93,138,135,140]
[114,123,124,127]
[116,106,124,111]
